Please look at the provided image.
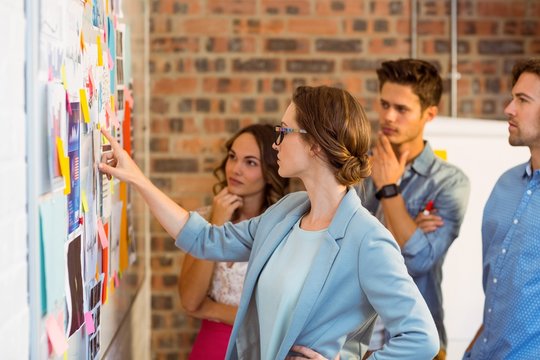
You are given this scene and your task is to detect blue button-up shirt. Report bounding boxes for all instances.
[465,162,540,359]
[358,142,470,349]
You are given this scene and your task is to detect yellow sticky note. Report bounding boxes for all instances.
[110,95,115,113]
[81,191,89,212]
[97,35,103,66]
[434,149,447,161]
[64,351,68,360]
[80,31,85,51]
[56,137,71,195]
[110,179,115,194]
[61,65,68,90]
[95,263,100,281]
[79,89,91,123]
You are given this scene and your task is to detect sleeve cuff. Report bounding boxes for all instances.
[401,228,429,256]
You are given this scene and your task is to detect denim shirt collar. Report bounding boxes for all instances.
[408,141,435,177]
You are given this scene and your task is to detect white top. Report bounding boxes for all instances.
[255,219,327,360]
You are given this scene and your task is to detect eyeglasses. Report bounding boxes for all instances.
[274,126,307,145]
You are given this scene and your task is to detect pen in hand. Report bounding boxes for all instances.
[423,200,434,215]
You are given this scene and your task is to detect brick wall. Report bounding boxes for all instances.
[0,0,29,358]
[147,1,540,358]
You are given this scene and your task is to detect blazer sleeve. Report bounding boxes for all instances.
[175,211,261,262]
[358,228,439,359]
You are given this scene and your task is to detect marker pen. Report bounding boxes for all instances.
[423,200,434,215]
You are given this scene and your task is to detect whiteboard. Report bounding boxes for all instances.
[424,116,530,359]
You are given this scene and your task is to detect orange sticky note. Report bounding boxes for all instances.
[79,89,90,123]
[61,64,68,90]
[97,35,103,66]
[81,191,89,213]
[46,316,68,356]
[84,312,95,334]
[97,218,109,249]
[80,31,85,52]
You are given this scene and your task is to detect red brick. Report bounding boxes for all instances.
[182,18,231,35]
[207,0,256,15]
[262,0,311,15]
[417,20,447,36]
[287,19,340,35]
[202,78,255,93]
[369,38,410,54]
[153,78,198,95]
[477,1,526,17]
[315,0,365,15]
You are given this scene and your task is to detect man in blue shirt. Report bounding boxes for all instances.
[464,59,540,359]
[356,59,470,360]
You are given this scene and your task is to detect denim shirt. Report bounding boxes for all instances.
[357,141,470,349]
[465,162,540,360]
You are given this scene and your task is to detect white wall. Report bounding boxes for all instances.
[0,1,29,359]
[425,116,530,360]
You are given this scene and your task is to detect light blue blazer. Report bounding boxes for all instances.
[176,188,439,359]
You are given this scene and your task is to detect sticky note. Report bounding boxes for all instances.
[84,312,95,334]
[56,137,71,195]
[107,50,114,71]
[105,103,119,128]
[61,64,68,90]
[79,89,91,123]
[48,66,53,82]
[97,218,109,249]
[97,35,103,66]
[80,31,85,52]
[434,149,447,161]
[110,95,115,113]
[113,271,119,288]
[66,92,72,115]
[124,86,134,109]
[81,191,89,213]
[46,315,68,356]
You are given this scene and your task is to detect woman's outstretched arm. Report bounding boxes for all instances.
[98,128,190,239]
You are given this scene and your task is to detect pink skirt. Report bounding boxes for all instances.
[188,319,233,360]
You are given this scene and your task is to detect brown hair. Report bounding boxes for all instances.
[511,58,540,86]
[213,124,289,212]
[376,58,443,111]
[292,86,371,186]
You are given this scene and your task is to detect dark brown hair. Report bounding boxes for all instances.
[213,124,289,212]
[376,58,443,111]
[292,86,371,186]
[511,58,540,86]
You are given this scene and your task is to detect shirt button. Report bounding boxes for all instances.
[513,219,519,224]
[502,249,507,254]
[493,278,498,283]
[527,190,532,195]
[483,338,487,343]
[488,308,492,313]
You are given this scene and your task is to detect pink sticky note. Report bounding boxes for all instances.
[97,218,109,249]
[107,50,114,71]
[66,92,72,115]
[124,86,134,108]
[46,316,68,356]
[48,66,53,81]
[105,103,120,128]
[114,272,119,287]
[84,312,95,334]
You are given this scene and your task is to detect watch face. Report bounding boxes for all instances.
[376,184,400,199]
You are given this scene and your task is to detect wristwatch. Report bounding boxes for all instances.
[375,184,401,200]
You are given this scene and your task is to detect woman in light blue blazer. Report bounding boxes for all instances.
[99,85,439,359]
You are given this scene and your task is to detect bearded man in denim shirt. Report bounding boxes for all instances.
[463,59,540,360]
[354,59,470,360]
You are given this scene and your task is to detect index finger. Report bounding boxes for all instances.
[378,132,394,156]
[100,127,123,152]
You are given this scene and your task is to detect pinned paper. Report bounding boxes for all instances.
[434,149,447,161]
[46,315,68,356]
[66,92,72,115]
[84,312,95,334]
[110,178,115,195]
[80,31,85,52]
[79,89,90,123]
[107,50,114,71]
[56,137,71,195]
[97,218,109,249]
[110,95,115,113]
[61,65,68,90]
[81,191,89,213]
[97,35,103,66]
[109,277,115,294]
[105,103,119,128]
[114,271,119,288]
[124,86,134,109]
